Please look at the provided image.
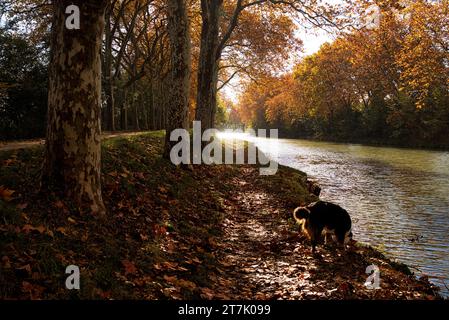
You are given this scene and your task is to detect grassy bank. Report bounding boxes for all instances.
[0,132,441,299]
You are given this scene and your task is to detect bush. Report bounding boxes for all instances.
[0,32,48,140]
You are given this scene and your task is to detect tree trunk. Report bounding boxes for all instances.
[195,0,222,130]
[134,101,140,131]
[133,84,140,130]
[103,6,115,131]
[163,0,191,159]
[121,88,129,130]
[149,80,155,130]
[124,101,128,131]
[143,95,149,130]
[152,95,156,130]
[158,81,164,130]
[42,0,107,214]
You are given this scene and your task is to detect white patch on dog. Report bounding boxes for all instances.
[322,227,336,244]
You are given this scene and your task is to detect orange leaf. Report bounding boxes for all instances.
[22,224,45,234]
[22,281,33,292]
[35,225,46,234]
[163,275,178,283]
[162,261,179,270]
[2,158,16,166]
[54,200,64,209]
[192,257,202,264]
[139,233,148,241]
[158,186,168,193]
[122,260,138,275]
[200,287,215,300]
[56,227,68,235]
[22,224,35,233]
[2,256,11,269]
[0,186,15,201]
[178,279,197,290]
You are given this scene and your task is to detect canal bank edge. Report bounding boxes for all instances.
[288,164,443,299]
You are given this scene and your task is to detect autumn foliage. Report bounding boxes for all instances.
[238,0,449,148]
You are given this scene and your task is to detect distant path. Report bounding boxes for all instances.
[0,131,149,152]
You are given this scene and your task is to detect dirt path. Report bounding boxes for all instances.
[207,167,439,299]
[0,131,149,152]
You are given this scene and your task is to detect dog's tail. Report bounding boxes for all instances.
[293,207,310,224]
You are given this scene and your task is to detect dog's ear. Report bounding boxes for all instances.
[293,207,310,221]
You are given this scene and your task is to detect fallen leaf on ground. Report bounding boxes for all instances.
[200,287,215,299]
[2,256,11,268]
[122,260,138,275]
[0,186,15,201]
[17,264,32,274]
[22,224,45,234]
[54,200,64,208]
[56,227,68,235]
[178,279,197,290]
[163,275,178,283]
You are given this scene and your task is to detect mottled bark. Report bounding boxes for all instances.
[42,0,107,214]
[163,0,191,159]
[195,0,222,130]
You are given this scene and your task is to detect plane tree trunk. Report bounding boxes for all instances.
[41,0,107,214]
[195,0,222,130]
[163,0,191,159]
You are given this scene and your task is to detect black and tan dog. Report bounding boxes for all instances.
[293,201,352,252]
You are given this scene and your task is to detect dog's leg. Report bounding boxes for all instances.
[323,228,336,246]
[310,232,316,252]
[344,231,352,245]
[342,230,352,250]
[311,229,322,253]
[336,230,347,250]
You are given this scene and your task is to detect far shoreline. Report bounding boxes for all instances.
[274,134,449,153]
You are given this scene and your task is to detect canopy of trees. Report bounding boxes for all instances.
[0,0,326,138]
[238,0,449,148]
[1,0,340,211]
